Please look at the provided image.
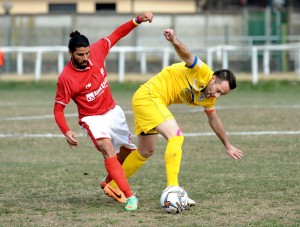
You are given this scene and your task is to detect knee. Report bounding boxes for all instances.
[95,138,115,158]
[138,147,154,158]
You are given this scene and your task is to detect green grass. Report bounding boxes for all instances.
[0,80,300,226]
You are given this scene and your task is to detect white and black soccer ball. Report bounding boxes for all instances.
[160,186,189,214]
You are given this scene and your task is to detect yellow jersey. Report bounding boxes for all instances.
[142,57,216,110]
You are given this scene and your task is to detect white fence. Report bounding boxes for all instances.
[1,43,300,84]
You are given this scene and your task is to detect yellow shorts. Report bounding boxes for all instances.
[132,85,174,135]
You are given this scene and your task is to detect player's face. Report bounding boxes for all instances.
[204,75,230,98]
[70,46,90,69]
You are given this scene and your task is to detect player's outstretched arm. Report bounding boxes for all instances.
[163,29,195,66]
[206,110,243,160]
[225,144,243,160]
[54,102,79,148]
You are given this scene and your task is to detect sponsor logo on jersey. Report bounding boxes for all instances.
[100,131,108,137]
[85,83,91,89]
[100,68,105,77]
[198,93,205,101]
[86,92,95,102]
[86,77,109,102]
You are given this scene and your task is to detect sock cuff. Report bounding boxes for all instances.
[135,149,147,161]
[168,135,184,143]
[104,156,118,164]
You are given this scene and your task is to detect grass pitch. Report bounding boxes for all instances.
[0,79,299,226]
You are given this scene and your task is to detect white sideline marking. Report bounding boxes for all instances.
[185,131,300,136]
[0,105,299,138]
[0,113,77,121]
[0,104,300,121]
[1,131,300,138]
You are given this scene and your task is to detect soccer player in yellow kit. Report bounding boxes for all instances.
[109,28,244,205]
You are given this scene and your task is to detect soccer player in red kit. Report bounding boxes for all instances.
[53,12,153,211]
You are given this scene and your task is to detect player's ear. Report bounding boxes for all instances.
[211,75,217,82]
[68,50,72,57]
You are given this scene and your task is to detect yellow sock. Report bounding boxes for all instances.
[110,149,147,188]
[165,136,184,187]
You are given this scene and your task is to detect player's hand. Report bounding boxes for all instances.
[139,12,153,23]
[226,144,243,160]
[163,29,176,43]
[65,131,79,149]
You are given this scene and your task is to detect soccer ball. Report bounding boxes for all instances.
[160,186,189,214]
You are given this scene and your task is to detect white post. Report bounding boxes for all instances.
[251,47,258,85]
[263,49,270,75]
[162,48,170,69]
[140,52,147,74]
[118,51,125,83]
[222,49,228,69]
[58,52,64,74]
[207,48,213,68]
[17,51,23,76]
[34,51,42,81]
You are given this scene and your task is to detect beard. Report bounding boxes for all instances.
[71,57,88,69]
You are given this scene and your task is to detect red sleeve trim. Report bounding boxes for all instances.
[204,108,215,114]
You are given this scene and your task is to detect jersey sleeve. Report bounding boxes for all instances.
[105,19,137,48]
[192,57,213,78]
[91,19,137,61]
[54,75,72,134]
[53,102,70,134]
[54,75,72,106]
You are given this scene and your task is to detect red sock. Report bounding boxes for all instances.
[104,156,133,198]
[105,175,112,184]
[105,154,123,184]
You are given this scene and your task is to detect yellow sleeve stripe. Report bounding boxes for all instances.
[132,18,139,26]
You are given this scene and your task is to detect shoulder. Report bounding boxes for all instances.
[58,63,77,84]
[191,58,213,75]
[91,38,109,50]
[90,39,110,59]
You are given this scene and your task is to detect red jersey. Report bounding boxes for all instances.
[54,19,137,134]
[55,40,115,118]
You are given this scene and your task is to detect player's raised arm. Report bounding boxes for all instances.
[163,28,195,66]
[106,12,153,48]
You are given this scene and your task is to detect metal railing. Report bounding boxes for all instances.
[1,43,300,84]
